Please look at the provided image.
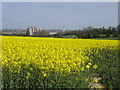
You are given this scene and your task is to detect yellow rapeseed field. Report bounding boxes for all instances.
[1,36,118,88]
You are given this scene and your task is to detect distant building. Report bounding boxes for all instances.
[63,27,65,32]
[27,27,41,35]
[50,31,57,35]
[2,29,26,35]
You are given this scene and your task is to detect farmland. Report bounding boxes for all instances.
[1,36,119,88]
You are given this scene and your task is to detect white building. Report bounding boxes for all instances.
[27,27,41,35]
[50,31,57,35]
[63,27,65,32]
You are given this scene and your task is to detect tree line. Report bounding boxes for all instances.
[54,26,120,39]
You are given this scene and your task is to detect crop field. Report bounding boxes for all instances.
[1,36,119,88]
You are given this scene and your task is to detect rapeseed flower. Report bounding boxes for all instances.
[86,65,90,69]
[93,65,98,69]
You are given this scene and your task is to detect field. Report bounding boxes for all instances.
[1,36,119,88]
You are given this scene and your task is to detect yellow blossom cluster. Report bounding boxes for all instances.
[1,36,118,78]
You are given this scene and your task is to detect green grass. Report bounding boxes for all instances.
[60,35,77,38]
[99,34,106,37]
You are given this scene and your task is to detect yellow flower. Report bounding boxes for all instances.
[30,68,33,71]
[97,86,102,88]
[27,72,30,76]
[93,64,98,69]
[43,73,47,77]
[85,78,89,81]
[86,65,90,69]
[26,73,30,79]
[76,77,78,80]
[81,67,84,71]
[26,76,29,79]
[93,79,98,83]
[88,62,92,66]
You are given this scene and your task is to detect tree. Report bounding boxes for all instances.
[82,26,94,38]
[102,26,106,34]
[34,30,49,37]
[106,33,110,37]
[26,30,30,36]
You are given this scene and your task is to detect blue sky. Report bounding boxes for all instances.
[2,2,118,30]
[118,2,120,25]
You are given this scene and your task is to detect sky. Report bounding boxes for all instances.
[0,2,2,30]
[2,2,118,30]
[118,2,120,25]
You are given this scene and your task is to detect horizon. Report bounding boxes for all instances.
[2,25,118,30]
